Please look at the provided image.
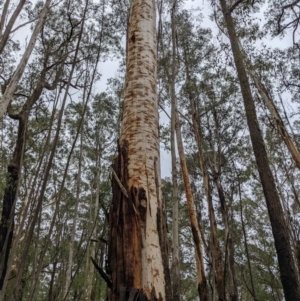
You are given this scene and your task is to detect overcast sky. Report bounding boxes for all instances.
[6,0,294,179]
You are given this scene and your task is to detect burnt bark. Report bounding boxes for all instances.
[109,142,165,301]
[219,0,300,299]
[109,141,141,300]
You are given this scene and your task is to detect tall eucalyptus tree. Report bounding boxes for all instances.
[216,0,300,299]
[108,0,169,300]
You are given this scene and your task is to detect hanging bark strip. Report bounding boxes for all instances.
[109,142,141,295]
[109,145,167,301]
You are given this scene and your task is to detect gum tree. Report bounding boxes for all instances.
[108,0,170,300]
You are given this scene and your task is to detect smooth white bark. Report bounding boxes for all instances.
[120,0,166,297]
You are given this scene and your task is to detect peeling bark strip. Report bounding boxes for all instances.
[108,0,167,299]
[109,141,137,294]
[109,142,166,300]
[111,167,129,198]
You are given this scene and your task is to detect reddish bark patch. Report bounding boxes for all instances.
[109,141,145,300]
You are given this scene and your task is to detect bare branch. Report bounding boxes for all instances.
[10,17,39,34]
[158,103,171,119]
[282,0,300,10]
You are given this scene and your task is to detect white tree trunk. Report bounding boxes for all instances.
[63,129,83,299]
[121,0,165,296]
[109,0,167,299]
[86,158,100,300]
[170,4,180,301]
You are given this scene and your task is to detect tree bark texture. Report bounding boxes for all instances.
[219,0,300,299]
[108,0,168,300]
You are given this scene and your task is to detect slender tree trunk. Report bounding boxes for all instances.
[238,181,257,301]
[170,3,180,301]
[8,1,88,295]
[184,64,225,301]
[86,153,101,300]
[48,261,57,301]
[167,4,209,300]
[84,192,93,300]
[0,0,11,37]
[108,0,168,299]
[172,65,209,301]
[0,0,26,54]
[0,113,26,291]
[0,46,66,297]
[239,44,300,169]
[0,96,58,300]
[218,1,300,299]
[210,103,238,301]
[61,25,103,295]
[28,90,90,301]
[215,180,238,301]
[175,121,209,300]
[63,120,84,299]
[0,0,51,120]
